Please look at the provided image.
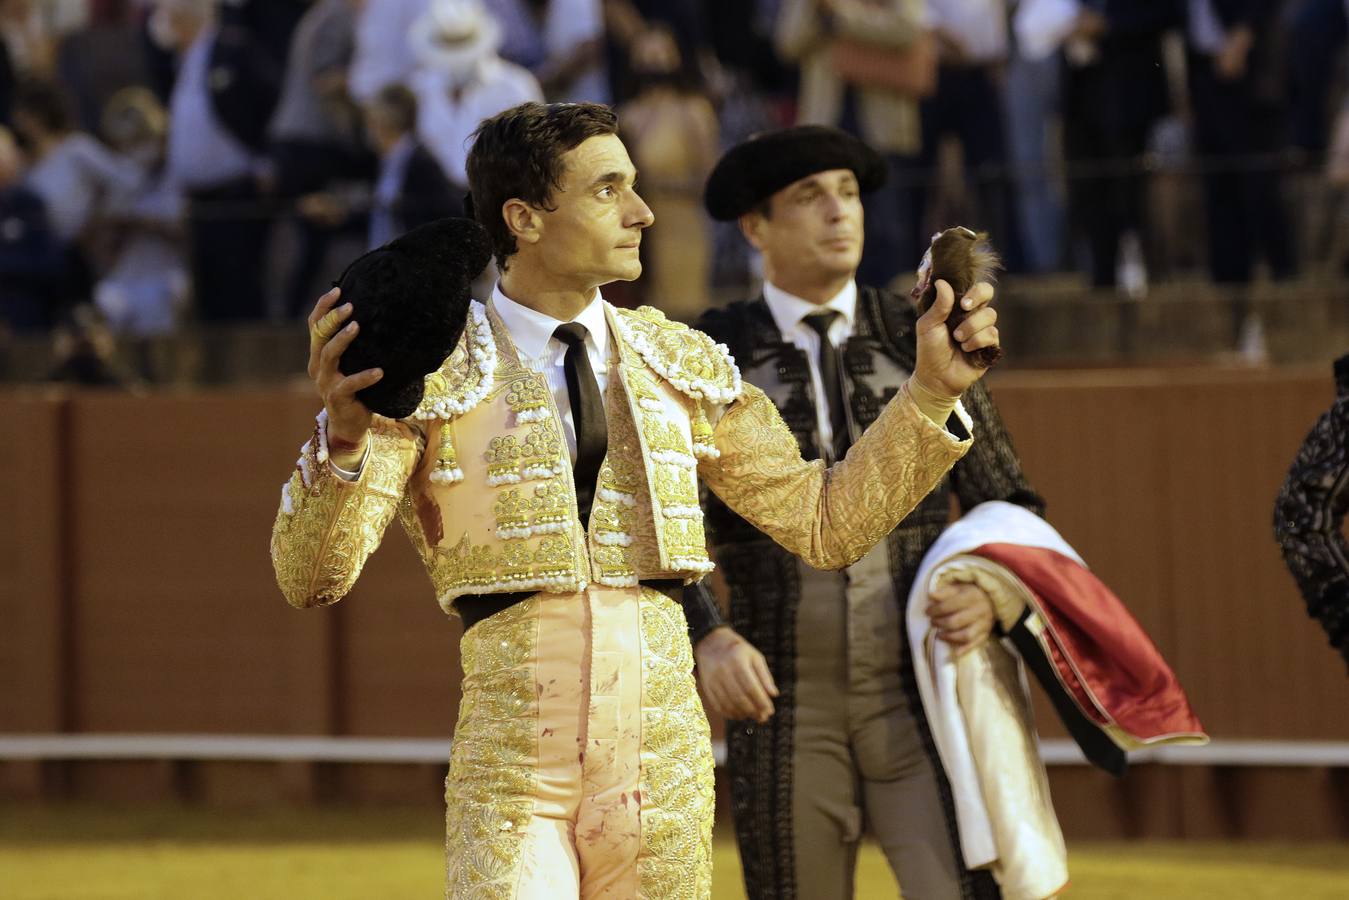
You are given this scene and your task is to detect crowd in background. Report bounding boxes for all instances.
[0,0,1347,382]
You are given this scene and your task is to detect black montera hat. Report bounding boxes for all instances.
[703,125,887,222]
[335,217,492,419]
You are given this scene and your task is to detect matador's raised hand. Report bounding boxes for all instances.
[913,279,999,400]
[306,286,382,464]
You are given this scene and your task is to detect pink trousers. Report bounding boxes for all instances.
[444,585,714,899]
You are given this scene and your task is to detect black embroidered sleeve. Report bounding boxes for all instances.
[682,580,728,647]
[1274,362,1349,672]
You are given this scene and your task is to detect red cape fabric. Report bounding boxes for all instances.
[973,543,1206,743]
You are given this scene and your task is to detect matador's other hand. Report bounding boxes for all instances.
[914,279,999,399]
[694,627,779,724]
[307,287,380,461]
[927,580,996,653]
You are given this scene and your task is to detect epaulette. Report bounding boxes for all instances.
[613,305,742,405]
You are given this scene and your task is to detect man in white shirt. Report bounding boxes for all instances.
[407,0,543,188]
[695,124,1044,899]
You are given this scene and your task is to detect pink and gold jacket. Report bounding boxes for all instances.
[271,301,972,615]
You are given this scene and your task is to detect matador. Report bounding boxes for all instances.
[270,101,1001,899]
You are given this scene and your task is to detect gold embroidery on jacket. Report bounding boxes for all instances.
[271,417,419,608]
[505,378,550,424]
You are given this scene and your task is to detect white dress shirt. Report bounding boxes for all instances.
[762,279,862,454]
[491,282,611,463]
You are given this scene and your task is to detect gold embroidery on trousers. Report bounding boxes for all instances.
[637,589,715,899]
[444,599,539,898]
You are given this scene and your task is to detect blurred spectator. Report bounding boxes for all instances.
[92,86,188,340]
[141,0,212,102]
[1328,95,1349,188]
[14,77,141,244]
[604,0,711,105]
[1061,1,1182,291]
[163,0,270,322]
[700,0,797,101]
[1288,0,1346,157]
[269,0,362,184]
[618,24,718,320]
[1185,0,1296,353]
[269,0,368,315]
[349,0,430,102]
[1,0,58,79]
[408,0,542,190]
[299,83,461,249]
[0,123,65,332]
[920,0,1025,271]
[1006,0,1069,273]
[485,0,610,102]
[366,83,460,244]
[46,302,135,386]
[776,0,930,287]
[209,0,310,154]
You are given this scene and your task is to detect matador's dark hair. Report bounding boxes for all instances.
[465,102,619,270]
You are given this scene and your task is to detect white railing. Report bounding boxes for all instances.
[5,735,1349,768]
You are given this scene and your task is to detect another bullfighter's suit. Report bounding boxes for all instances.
[1275,352,1349,674]
[271,286,972,899]
[699,284,1039,900]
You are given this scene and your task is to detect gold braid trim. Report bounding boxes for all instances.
[411,301,496,422]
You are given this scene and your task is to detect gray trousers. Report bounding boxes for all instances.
[787,575,967,900]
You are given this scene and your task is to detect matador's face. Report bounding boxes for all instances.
[531,133,655,291]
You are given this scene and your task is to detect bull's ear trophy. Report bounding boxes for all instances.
[912,226,1003,369]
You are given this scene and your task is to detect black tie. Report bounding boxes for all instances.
[802,310,850,462]
[553,322,608,527]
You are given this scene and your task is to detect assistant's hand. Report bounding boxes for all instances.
[694,627,779,723]
[307,287,382,467]
[926,581,996,652]
[914,279,999,398]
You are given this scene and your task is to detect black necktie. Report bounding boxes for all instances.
[802,309,850,462]
[553,322,608,527]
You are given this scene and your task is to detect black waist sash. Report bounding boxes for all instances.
[456,578,686,631]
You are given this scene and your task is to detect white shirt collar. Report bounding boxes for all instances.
[490,281,609,363]
[762,279,858,338]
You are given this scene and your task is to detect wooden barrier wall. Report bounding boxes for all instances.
[3,367,1348,833]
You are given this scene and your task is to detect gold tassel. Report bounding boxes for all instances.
[433,421,463,483]
[690,402,719,459]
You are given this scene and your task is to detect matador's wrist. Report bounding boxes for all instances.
[906,375,960,425]
[328,429,369,473]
